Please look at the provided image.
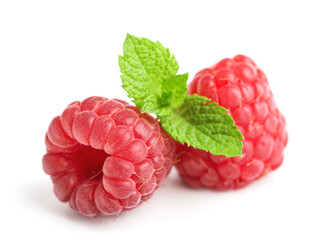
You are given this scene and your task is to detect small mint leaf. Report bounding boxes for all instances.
[141,95,173,116]
[159,94,243,157]
[119,34,188,116]
[162,73,188,109]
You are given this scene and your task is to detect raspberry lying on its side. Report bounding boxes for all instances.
[42,96,175,217]
[174,55,288,190]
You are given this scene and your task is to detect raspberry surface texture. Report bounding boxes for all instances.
[175,55,288,190]
[42,97,175,216]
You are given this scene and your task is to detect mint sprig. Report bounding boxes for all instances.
[119,34,243,157]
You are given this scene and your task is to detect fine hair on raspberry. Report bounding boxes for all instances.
[42,96,175,217]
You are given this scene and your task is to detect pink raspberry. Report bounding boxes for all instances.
[174,55,288,190]
[42,97,175,217]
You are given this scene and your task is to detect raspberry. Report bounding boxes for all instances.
[175,55,288,190]
[42,97,175,217]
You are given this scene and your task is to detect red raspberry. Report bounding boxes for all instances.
[175,55,288,190]
[42,97,175,217]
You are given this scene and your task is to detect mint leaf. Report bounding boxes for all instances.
[119,34,188,116]
[141,95,173,116]
[159,94,243,157]
[162,73,188,108]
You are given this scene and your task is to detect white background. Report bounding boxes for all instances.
[1,0,311,239]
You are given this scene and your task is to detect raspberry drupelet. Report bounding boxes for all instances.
[174,55,288,190]
[42,97,175,216]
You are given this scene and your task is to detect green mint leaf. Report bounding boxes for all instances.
[162,73,188,109]
[119,34,188,116]
[141,95,173,116]
[159,94,243,157]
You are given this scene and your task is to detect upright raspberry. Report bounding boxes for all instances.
[42,96,175,217]
[174,55,288,190]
